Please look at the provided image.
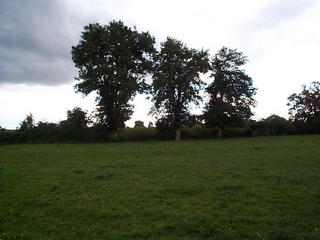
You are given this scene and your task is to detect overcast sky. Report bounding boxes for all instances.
[1,0,319,129]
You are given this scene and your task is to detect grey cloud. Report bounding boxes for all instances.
[0,0,76,85]
[0,46,75,85]
[0,1,72,59]
[0,0,120,86]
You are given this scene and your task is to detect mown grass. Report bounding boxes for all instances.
[1,135,320,239]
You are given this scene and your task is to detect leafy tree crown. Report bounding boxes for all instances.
[287,81,320,122]
[204,47,256,129]
[151,37,210,129]
[71,20,155,132]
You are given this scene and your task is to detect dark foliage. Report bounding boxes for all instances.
[288,81,320,133]
[18,113,37,142]
[155,116,175,140]
[203,47,257,137]
[72,20,155,136]
[1,118,319,145]
[2,26,320,144]
[150,37,210,140]
[35,121,60,143]
[0,129,20,145]
[110,127,157,142]
[19,113,35,131]
[183,114,204,128]
[134,120,145,128]
[263,114,292,136]
[148,121,154,128]
[59,107,90,142]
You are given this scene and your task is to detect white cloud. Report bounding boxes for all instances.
[0,83,96,129]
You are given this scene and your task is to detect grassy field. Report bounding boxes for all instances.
[1,135,320,239]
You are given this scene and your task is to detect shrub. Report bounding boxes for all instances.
[0,130,20,144]
[134,120,145,128]
[111,127,157,142]
[181,126,217,140]
[222,126,252,138]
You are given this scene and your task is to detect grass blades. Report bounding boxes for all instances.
[1,135,320,239]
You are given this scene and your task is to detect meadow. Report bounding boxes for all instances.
[1,135,320,239]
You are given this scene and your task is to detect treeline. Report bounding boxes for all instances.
[1,20,319,144]
[0,111,319,145]
[70,21,257,141]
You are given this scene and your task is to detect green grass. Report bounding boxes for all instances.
[1,135,320,239]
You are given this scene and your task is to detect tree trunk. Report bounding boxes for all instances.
[218,128,222,138]
[175,128,181,141]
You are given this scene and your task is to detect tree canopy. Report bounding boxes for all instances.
[60,107,89,142]
[19,113,35,131]
[150,37,210,140]
[71,20,155,136]
[203,47,256,137]
[288,81,320,132]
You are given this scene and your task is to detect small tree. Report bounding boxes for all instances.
[18,113,36,142]
[148,121,154,128]
[288,81,320,133]
[263,114,289,135]
[72,20,155,138]
[150,37,210,141]
[60,107,89,142]
[134,120,145,128]
[36,121,59,143]
[19,113,35,131]
[203,47,256,138]
[66,107,89,129]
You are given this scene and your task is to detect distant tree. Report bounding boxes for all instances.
[148,121,154,128]
[60,107,89,142]
[150,37,210,141]
[19,113,35,131]
[134,120,145,128]
[288,82,320,132]
[203,47,257,138]
[263,114,289,135]
[72,20,155,137]
[18,113,36,142]
[66,107,89,129]
[248,120,264,136]
[36,121,59,143]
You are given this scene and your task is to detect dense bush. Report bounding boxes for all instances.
[34,122,60,143]
[222,126,252,138]
[1,113,319,145]
[0,130,20,145]
[111,128,157,142]
[85,124,108,143]
[249,115,294,136]
[181,126,217,140]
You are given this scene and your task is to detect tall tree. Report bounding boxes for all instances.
[72,20,155,137]
[203,47,256,138]
[287,81,320,132]
[151,37,210,141]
